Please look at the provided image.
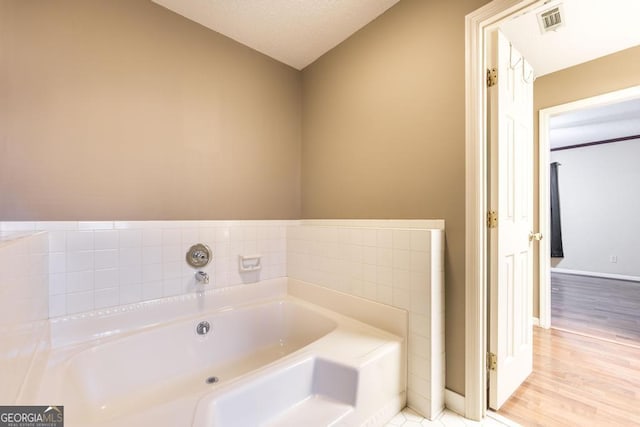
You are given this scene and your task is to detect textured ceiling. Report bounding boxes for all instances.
[500,0,640,77]
[151,0,401,70]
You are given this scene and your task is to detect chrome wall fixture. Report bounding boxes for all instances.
[195,270,209,284]
[186,243,212,268]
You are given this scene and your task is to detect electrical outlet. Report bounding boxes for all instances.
[610,255,618,263]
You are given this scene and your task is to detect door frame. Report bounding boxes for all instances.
[537,84,640,328]
[464,0,543,420]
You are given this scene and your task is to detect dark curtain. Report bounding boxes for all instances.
[550,162,564,257]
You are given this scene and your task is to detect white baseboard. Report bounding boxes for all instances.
[551,268,640,283]
[444,389,465,417]
[532,317,540,327]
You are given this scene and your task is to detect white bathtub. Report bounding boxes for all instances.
[18,279,406,427]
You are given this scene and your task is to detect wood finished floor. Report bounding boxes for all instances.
[551,272,640,345]
[498,327,640,426]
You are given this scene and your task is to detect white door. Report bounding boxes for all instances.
[488,30,535,410]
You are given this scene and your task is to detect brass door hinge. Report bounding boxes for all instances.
[487,68,498,87]
[487,210,497,229]
[487,352,497,371]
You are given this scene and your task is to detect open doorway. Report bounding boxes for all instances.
[464,0,640,422]
[490,13,640,427]
[487,2,640,410]
[493,87,640,426]
[538,90,640,346]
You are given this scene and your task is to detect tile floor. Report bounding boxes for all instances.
[386,408,518,427]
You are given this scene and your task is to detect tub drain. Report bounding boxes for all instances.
[205,376,219,385]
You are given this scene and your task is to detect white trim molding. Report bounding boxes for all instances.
[444,389,466,417]
[551,268,640,283]
[465,0,545,420]
[538,108,552,329]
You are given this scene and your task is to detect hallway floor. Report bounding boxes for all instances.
[497,327,640,426]
[551,272,640,346]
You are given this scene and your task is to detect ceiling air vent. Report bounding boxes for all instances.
[537,4,564,33]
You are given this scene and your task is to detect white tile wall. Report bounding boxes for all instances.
[287,220,445,420]
[0,232,49,325]
[0,232,50,404]
[0,221,289,317]
[0,219,445,417]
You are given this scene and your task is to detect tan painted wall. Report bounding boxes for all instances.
[0,0,301,220]
[301,0,491,395]
[533,45,640,317]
